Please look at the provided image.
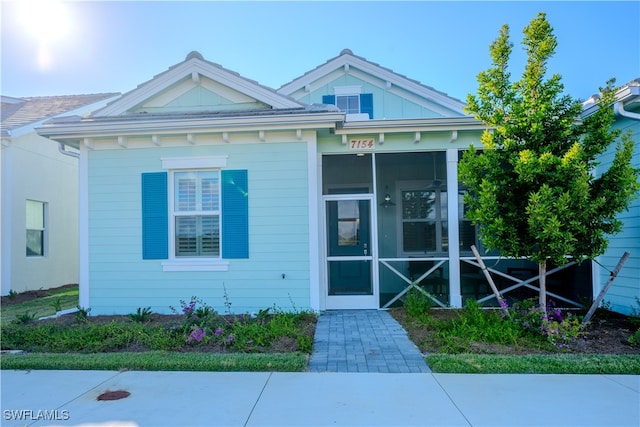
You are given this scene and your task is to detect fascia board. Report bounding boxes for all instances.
[616,83,640,103]
[336,117,486,134]
[582,81,640,118]
[36,112,344,140]
[95,60,301,117]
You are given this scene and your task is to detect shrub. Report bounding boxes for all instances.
[509,299,585,347]
[436,299,526,353]
[404,288,434,325]
[14,311,37,325]
[129,307,153,323]
[74,306,91,324]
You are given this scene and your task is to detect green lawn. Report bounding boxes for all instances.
[1,286,78,326]
[0,351,308,372]
[427,353,640,374]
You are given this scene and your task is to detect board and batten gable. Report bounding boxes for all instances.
[594,101,640,315]
[279,49,466,120]
[86,136,313,315]
[128,76,272,114]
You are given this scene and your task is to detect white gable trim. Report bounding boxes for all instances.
[95,55,302,117]
[278,51,466,114]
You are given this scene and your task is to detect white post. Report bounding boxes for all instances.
[78,144,90,309]
[307,133,321,312]
[446,149,462,307]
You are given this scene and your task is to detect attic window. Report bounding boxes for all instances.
[337,95,360,115]
[322,93,373,119]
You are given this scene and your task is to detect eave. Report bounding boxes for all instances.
[336,116,486,134]
[36,110,345,147]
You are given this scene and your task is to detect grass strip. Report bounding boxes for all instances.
[1,287,78,326]
[0,351,309,372]
[426,353,640,374]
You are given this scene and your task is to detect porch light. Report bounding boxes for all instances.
[380,186,396,208]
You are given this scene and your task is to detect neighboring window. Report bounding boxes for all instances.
[173,170,220,258]
[401,189,448,254]
[26,200,45,257]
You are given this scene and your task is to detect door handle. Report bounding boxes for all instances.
[364,243,368,256]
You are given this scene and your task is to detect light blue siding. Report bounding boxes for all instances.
[87,142,311,314]
[596,116,640,315]
[131,86,270,114]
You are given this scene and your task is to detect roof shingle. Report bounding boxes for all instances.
[1,93,119,132]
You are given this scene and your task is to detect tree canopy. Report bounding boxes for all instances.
[459,12,639,308]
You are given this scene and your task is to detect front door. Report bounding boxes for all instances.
[325,196,377,309]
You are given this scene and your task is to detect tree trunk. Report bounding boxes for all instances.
[539,261,547,314]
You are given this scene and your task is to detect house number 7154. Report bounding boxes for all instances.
[349,138,375,150]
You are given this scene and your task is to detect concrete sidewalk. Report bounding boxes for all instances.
[2,370,638,427]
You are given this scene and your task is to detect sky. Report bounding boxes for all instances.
[1,1,639,103]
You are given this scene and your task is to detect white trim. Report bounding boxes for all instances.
[334,85,362,95]
[323,193,379,310]
[94,57,302,116]
[446,148,462,308]
[161,156,228,170]
[167,169,222,265]
[307,134,321,311]
[78,144,90,308]
[161,260,229,272]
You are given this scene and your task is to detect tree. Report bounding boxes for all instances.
[459,12,640,313]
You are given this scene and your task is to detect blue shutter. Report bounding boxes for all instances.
[222,170,249,258]
[141,172,168,259]
[322,95,336,105]
[360,93,373,119]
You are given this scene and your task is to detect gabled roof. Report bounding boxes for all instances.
[94,51,303,117]
[277,49,466,115]
[0,93,119,133]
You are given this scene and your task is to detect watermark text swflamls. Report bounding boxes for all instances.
[3,409,70,421]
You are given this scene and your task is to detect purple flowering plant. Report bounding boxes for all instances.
[506,298,584,346]
[186,326,206,344]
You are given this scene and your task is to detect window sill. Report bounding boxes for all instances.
[161,259,229,272]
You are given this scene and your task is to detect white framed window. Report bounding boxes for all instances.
[336,95,360,114]
[26,200,46,257]
[157,155,232,272]
[172,170,220,258]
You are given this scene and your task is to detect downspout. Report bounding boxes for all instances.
[58,142,79,158]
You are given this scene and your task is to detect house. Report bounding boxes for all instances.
[35,50,592,314]
[586,80,640,316]
[1,93,118,295]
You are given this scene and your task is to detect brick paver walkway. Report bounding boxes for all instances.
[308,310,431,373]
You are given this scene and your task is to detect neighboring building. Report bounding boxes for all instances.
[36,50,592,314]
[586,80,640,315]
[1,93,118,295]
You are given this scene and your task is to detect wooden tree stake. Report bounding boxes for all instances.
[471,245,509,316]
[582,251,630,325]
